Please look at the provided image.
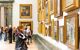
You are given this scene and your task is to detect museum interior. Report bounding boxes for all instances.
[0,0,80,50]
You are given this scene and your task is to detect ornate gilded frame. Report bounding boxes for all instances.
[64,12,79,50]
[53,21,59,41]
[20,4,32,18]
[62,0,79,12]
[19,20,33,31]
[50,0,54,14]
[53,0,63,17]
[38,0,42,22]
[51,19,54,38]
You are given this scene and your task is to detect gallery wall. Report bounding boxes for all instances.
[12,0,38,34]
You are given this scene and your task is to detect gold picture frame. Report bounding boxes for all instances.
[58,16,64,42]
[19,20,33,31]
[53,0,63,17]
[53,21,59,41]
[37,0,42,22]
[59,26,63,42]
[62,0,79,12]
[20,4,32,18]
[64,12,79,50]
[50,0,53,14]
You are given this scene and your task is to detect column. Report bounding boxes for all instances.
[7,5,12,26]
[1,6,5,27]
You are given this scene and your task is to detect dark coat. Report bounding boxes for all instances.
[8,27,13,43]
[16,32,28,50]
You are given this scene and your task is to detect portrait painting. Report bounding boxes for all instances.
[20,4,32,18]
[50,0,53,13]
[45,0,48,17]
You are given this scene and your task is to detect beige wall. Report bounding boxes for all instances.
[12,0,38,34]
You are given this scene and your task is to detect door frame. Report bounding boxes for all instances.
[19,20,33,31]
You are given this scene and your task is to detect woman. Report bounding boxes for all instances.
[16,26,28,50]
[4,26,8,41]
[13,27,16,42]
[26,27,32,44]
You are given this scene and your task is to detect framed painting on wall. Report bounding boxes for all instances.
[20,4,32,18]
[45,0,49,24]
[45,0,48,18]
[19,20,33,31]
[53,0,63,17]
[54,21,57,39]
[66,16,75,49]
[62,0,79,12]
[50,0,53,14]
[58,16,64,42]
[64,13,79,49]
[59,26,63,42]
[53,21,59,40]
[38,0,42,22]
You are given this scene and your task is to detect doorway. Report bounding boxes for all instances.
[0,3,13,27]
[19,20,33,33]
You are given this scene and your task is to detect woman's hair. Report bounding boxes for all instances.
[17,25,24,32]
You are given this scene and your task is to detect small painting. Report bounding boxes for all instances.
[20,4,32,18]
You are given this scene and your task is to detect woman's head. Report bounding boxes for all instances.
[17,25,24,32]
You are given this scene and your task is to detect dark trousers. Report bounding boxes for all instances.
[13,33,15,42]
[16,37,28,50]
[4,33,7,41]
[0,33,2,40]
[27,35,32,44]
[9,35,12,43]
[21,41,28,50]
[9,38,12,43]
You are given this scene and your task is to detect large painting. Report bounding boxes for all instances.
[20,4,32,18]
[64,13,79,49]
[54,25,57,39]
[66,17,75,46]
[53,0,63,17]
[62,0,79,12]
[50,0,53,14]
[65,0,73,7]
[45,0,48,17]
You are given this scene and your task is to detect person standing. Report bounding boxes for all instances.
[0,27,4,40]
[26,27,32,44]
[0,27,2,40]
[15,26,28,50]
[23,28,28,40]
[4,26,8,41]
[13,27,16,42]
[8,25,12,43]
